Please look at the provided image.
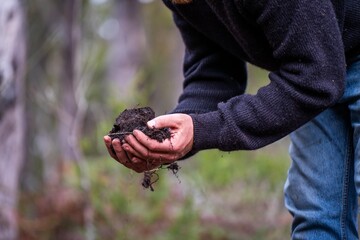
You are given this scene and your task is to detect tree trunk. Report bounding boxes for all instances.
[57,0,81,164]
[56,1,95,238]
[106,0,146,102]
[0,0,26,239]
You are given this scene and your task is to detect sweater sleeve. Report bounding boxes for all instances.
[190,0,346,151]
[167,9,248,115]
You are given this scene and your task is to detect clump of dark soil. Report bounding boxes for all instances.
[108,107,180,191]
[108,107,171,142]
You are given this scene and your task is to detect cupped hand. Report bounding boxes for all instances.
[104,113,194,173]
[123,113,194,163]
[103,136,152,173]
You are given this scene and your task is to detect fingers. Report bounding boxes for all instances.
[123,134,150,158]
[147,114,180,129]
[132,130,173,152]
[123,136,177,164]
[104,135,161,173]
[103,136,117,159]
[111,138,132,166]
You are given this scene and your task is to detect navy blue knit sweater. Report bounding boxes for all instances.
[162,0,360,153]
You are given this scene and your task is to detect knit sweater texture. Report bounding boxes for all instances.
[162,0,360,153]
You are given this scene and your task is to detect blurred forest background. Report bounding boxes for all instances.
[0,0,292,239]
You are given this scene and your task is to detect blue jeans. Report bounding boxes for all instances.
[284,56,360,240]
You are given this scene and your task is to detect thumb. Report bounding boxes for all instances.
[147,114,177,129]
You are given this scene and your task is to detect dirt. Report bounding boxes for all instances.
[108,107,171,142]
[108,107,180,191]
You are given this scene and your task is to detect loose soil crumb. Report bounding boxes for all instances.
[108,107,180,191]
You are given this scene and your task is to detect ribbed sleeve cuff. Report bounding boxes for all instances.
[189,111,222,152]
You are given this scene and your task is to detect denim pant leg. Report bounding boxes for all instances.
[346,57,360,195]
[284,58,360,239]
[284,105,357,240]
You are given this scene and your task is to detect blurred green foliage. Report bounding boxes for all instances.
[45,144,290,240]
[192,147,289,190]
[49,142,291,239]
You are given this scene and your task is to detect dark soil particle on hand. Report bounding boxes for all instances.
[108,107,171,142]
[108,107,180,192]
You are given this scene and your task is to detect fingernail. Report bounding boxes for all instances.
[147,120,156,128]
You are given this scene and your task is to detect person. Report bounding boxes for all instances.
[104,0,360,239]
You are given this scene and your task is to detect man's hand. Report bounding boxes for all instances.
[103,113,194,173]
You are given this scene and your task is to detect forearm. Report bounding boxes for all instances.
[190,0,346,152]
